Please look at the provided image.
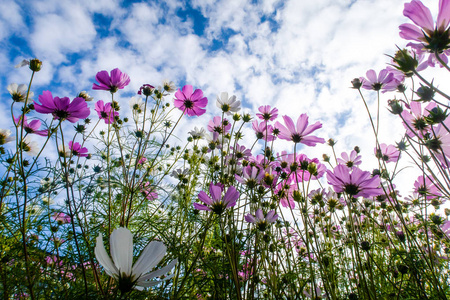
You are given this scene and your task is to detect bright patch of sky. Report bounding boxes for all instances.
[0,0,438,194]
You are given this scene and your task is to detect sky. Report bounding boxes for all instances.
[0,0,440,195]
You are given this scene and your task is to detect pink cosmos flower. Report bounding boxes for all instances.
[52,212,71,224]
[360,69,396,91]
[245,209,278,231]
[374,143,400,163]
[252,120,275,141]
[401,101,436,138]
[193,182,239,214]
[235,166,264,188]
[399,0,450,65]
[141,182,158,201]
[68,141,88,157]
[326,165,383,198]
[256,105,278,121]
[414,175,442,200]
[34,91,90,123]
[174,85,207,117]
[92,68,130,93]
[275,114,325,146]
[207,116,231,134]
[13,115,48,136]
[95,100,118,124]
[337,150,362,169]
[285,153,327,181]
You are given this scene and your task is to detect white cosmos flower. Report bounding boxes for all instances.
[7,83,33,102]
[21,136,39,156]
[0,129,14,145]
[95,227,177,292]
[216,92,240,115]
[129,96,144,111]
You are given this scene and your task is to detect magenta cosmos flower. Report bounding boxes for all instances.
[193,182,239,215]
[92,68,130,93]
[174,85,208,117]
[326,165,383,198]
[275,114,325,146]
[245,209,278,231]
[400,0,450,52]
[94,100,118,124]
[14,115,48,136]
[68,141,88,157]
[374,143,400,163]
[34,91,90,123]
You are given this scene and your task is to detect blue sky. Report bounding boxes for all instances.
[0,0,426,190]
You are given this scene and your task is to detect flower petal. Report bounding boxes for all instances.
[110,227,133,276]
[94,233,119,278]
[132,241,167,278]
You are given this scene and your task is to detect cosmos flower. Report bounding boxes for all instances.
[19,136,39,156]
[34,91,90,123]
[95,227,177,293]
[208,116,231,134]
[337,150,362,169]
[13,115,48,137]
[188,127,206,139]
[414,175,442,200]
[400,0,450,48]
[360,69,396,91]
[275,114,325,146]
[256,105,278,122]
[173,85,207,117]
[52,212,72,224]
[374,143,400,163]
[216,92,240,115]
[401,101,436,138]
[92,68,130,93]
[252,120,275,142]
[0,129,14,145]
[95,100,118,124]
[235,166,264,188]
[68,141,89,157]
[193,182,239,215]
[399,0,450,66]
[137,84,155,96]
[326,165,383,198]
[7,83,33,102]
[245,209,278,231]
[129,97,144,111]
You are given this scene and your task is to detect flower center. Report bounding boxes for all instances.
[291,134,302,143]
[54,110,69,120]
[344,184,360,196]
[184,100,193,109]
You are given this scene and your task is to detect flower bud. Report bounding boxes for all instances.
[29,59,42,72]
[351,78,362,89]
[388,99,403,115]
[416,84,435,102]
[392,48,417,76]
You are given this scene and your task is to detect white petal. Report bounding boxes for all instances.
[94,233,119,277]
[110,227,133,276]
[136,274,175,288]
[7,83,17,94]
[15,59,29,68]
[137,259,177,283]
[131,240,166,278]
